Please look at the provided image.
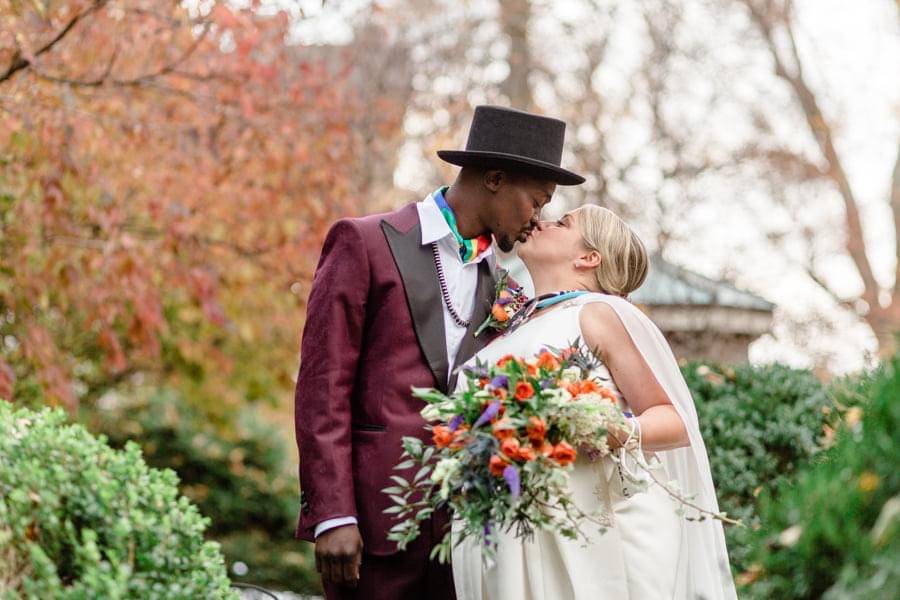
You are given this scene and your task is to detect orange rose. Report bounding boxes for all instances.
[497,354,516,368]
[448,425,470,450]
[551,441,577,466]
[492,419,516,440]
[491,304,510,322]
[514,381,535,401]
[489,454,509,477]
[432,425,453,449]
[526,416,546,445]
[500,437,521,459]
[535,350,561,371]
[517,444,537,461]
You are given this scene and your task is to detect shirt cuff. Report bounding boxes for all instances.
[314,516,358,539]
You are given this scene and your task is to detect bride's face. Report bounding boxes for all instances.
[517,210,588,269]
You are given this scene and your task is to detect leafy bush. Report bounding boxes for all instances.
[0,402,236,599]
[683,362,836,573]
[739,359,899,598]
[88,390,320,594]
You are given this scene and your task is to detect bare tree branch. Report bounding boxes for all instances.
[0,0,109,84]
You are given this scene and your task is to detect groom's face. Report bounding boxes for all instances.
[485,172,556,253]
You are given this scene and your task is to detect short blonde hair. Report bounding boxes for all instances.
[574,205,649,297]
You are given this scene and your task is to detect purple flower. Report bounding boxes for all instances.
[449,414,464,432]
[490,375,509,389]
[473,400,501,429]
[540,379,553,389]
[496,296,512,306]
[502,465,520,499]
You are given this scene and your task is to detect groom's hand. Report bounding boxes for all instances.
[315,525,363,587]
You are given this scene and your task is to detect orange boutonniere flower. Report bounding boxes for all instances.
[491,304,510,323]
[514,381,535,401]
[551,441,577,466]
[432,425,453,449]
[489,454,509,477]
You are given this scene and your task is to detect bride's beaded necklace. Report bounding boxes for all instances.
[504,289,590,334]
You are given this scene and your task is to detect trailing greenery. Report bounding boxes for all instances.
[738,358,899,598]
[683,362,837,574]
[0,402,236,599]
[88,390,320,594]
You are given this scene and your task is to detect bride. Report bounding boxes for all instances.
[451,205,737,600]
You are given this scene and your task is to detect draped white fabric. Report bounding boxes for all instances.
[571,293,737,600]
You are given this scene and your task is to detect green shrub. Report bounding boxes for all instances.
[88,390,320,594]
[0,402,236,599]
[683,362,836,574]
[740,358,900,599]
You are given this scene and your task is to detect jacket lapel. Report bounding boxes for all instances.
[449,259,497,390]
[381,218,450,392]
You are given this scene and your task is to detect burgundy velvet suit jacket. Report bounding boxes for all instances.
[294,202,497,555]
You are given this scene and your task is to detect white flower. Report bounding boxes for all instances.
[543,387,573,407]
[420,404,442,422]
[431,458,462,500]
[560,367,581,383]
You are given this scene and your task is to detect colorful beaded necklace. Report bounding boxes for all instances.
[432,186,492,263]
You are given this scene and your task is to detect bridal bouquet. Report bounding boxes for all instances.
[383,340,644,562]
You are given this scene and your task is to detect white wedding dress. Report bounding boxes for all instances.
[451,293,737,600]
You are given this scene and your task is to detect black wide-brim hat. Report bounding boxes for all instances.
[437,105,585,186]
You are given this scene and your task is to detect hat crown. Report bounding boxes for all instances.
[464,106,566,166]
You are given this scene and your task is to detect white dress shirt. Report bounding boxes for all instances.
[314,190,495,539]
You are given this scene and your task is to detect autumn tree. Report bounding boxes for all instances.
[0,0,404,411]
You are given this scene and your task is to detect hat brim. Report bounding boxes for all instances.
[436,150,585,186]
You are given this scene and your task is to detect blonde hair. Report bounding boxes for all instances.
[574,205,649,297]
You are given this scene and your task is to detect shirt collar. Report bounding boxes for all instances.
[415,191,494,262]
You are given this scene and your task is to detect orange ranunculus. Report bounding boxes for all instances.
[535,350,561,371]
[500,437,521,459]
[492,304,510,322]
[514,381,535,401]
[497,354,516,368]
[492,387,508,401]
[489,454,509,477]
[551,441,577,466]
[492,419,516,440]
[517,444,537,461]
[432,425,453,449]
[526,416,546,444]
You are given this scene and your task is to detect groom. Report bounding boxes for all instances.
[294,105,584,599]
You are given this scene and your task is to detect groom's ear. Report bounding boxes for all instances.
[574,250,601,270]
[483,169,507,192]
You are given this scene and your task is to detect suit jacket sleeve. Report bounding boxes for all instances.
[295,218,370,536]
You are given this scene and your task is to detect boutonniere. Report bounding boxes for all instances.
[474,270,529,337]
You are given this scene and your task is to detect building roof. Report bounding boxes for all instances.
[630,255,775,312]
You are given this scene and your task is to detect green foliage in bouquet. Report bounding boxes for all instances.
[738,358,899,599]
[683,362,837,573]
[88,390,320,594]
[0,402,236,599]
